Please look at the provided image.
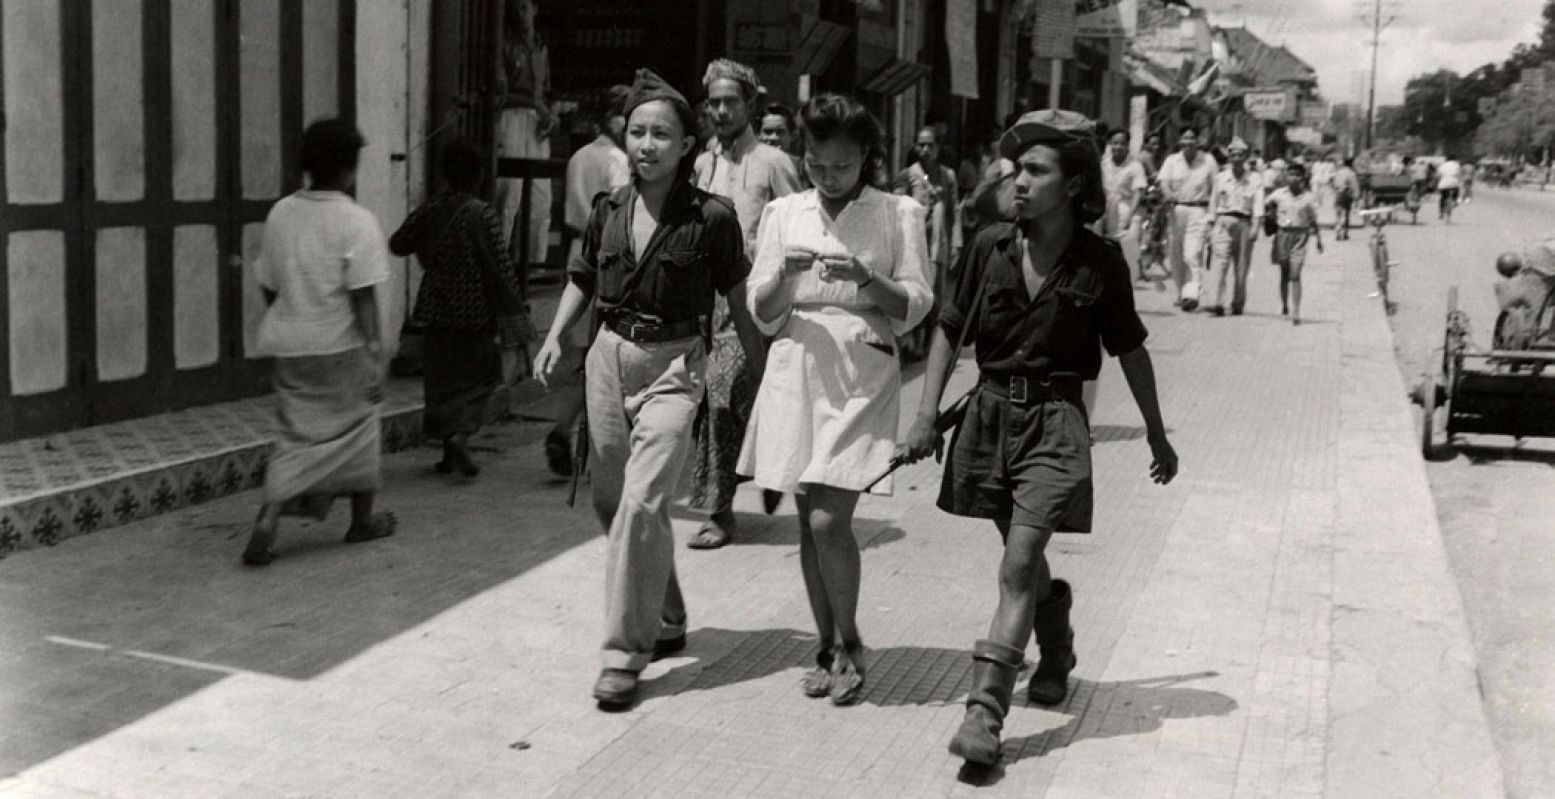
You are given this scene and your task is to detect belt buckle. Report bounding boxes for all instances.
[1009,376,1028,405]
[628,321,648,341]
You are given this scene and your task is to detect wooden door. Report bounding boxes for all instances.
[0,0,354,442]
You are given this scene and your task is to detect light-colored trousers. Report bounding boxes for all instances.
[1169,204,1211,302]
[586,327,706,672]
[495,107,552,264]
[1206,214,1253,312]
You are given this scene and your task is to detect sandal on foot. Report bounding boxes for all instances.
[829,644,867,706]
[343,511,398,544]
[801,649,835,698]
[687,519,733,550]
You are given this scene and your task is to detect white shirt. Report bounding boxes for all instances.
[564,134,630,232]
[1436,160,1463,189]
[694,127,802,256]
[254,191,391,357]
[1102,156,1149,219]
[1158,151,1221,204]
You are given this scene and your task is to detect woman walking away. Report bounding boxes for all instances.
[532,69,762,709]
[739,94,935,705]
[390,139,528,477]
[1265,162,1324,325]
[243,119,398,566]
[899,110,1178,766]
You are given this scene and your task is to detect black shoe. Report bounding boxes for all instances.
[593,668,639,707]
[762,489,783,515]
[1180,299,1199,312]
[651,633,687,661]
[545,431,573,477]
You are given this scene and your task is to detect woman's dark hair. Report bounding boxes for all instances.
[1047,137,1106,226]
[300,118,365,185]
[441,139,484,193]
[798,93,887,188]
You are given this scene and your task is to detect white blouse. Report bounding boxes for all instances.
[746,187,935,338]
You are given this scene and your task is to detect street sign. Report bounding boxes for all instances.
[1075,0,1138,38]
[1243,89,1295,122]
[1031,0,1076,59]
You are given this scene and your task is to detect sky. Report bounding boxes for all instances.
[1191,0,1547,106]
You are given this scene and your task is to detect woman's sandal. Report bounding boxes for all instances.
[829,643,867,706]
[343,511,398,544]
[801,648,835,698]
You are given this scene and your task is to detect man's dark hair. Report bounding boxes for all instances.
[1343,157,1355,168]
[1178,125,1200,140]
[441,139,484,193]
[1108,129,1130,143]
[799,93,888,188]
[762,103,796,132]
[300,118,365,185]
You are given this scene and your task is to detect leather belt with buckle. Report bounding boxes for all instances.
[604,315,704,344]
[979,374,1083,405]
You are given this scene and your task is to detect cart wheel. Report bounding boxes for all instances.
[1420,371,1437,459]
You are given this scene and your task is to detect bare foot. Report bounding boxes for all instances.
[343,511,398,544]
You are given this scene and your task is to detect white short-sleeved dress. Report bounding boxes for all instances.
[737,187,935,495]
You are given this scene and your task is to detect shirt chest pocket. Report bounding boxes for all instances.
[656,250,712,312]
[1047,284,1102,342]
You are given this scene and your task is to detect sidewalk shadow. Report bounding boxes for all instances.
[1455,441,1555,467]
[959,670,1238,786]
[684,510,907,553]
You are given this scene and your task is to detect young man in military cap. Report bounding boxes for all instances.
[534,68,764,709]
[901,109,1179,767]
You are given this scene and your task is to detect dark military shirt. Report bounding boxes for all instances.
[938,222,1147,380]
[567,182,750,324]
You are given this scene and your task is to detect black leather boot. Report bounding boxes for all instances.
[948,639,1024,766]
[1027,579,1076,706]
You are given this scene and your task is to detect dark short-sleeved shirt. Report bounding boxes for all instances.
[567,182,751,324]
[938,222,1148,380]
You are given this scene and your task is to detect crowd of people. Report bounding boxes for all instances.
[244,52,1181,768]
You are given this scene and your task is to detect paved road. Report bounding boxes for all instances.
[1380,185,1555,799]
[0,232,1500,798]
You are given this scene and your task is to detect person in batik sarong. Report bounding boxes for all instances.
[242,119,398,566]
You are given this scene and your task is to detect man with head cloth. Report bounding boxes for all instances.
[687,58,801,550]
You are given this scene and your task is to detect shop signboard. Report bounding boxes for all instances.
[1243,88,1295,122]
[1075,0,1137,38]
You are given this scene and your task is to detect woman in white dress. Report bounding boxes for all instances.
[738,94,935,704]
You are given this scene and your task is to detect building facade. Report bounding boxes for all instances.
[1,0,429,442]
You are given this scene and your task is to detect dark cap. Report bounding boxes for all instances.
[998,109,1097,161]
[624,68,692,125]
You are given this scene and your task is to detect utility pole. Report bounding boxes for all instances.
[1360,0,1398,151]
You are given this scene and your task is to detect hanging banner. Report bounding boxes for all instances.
[947,0,979,99]
[1031,0,1077,59]
[1075,0,1137,38]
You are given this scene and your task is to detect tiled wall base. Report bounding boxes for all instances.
[0,382,427,559]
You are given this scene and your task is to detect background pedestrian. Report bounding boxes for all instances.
[243,119,398,566]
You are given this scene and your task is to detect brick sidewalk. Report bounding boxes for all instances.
[0,239,1502,798]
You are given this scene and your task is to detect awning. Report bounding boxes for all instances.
[795,16,851,76]
[862,58,931,96]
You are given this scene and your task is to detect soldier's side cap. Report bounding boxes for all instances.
[1227,137,1250,153]
[624,68,691,123]
[998,109,1097,161]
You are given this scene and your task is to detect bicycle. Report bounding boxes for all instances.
[1359,206,1400,314]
